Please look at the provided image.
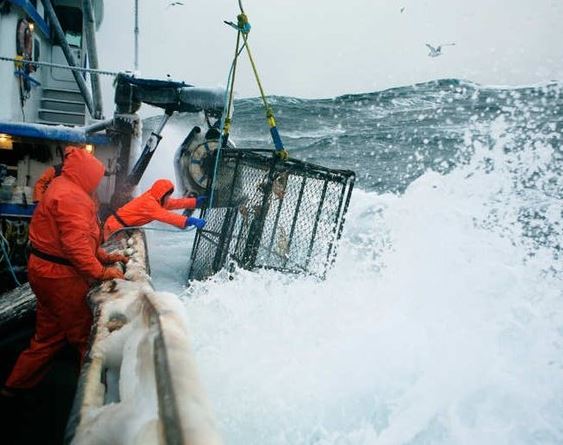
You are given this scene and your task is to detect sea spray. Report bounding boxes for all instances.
[144,80,562,444]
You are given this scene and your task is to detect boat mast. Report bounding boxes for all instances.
[134,0,139,71]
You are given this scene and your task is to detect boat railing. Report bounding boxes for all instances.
[65,230,222,445]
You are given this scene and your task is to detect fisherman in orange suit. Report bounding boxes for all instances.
[1,147,126,395]
[103,178,206,240]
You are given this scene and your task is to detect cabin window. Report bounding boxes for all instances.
[34,38,40,62]
[53,6,82,48]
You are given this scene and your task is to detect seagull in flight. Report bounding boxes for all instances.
[167,1,184,8]
[400,7,405,13]
[425,43,455,57]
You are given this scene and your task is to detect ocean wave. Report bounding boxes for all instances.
[138,73,563,443]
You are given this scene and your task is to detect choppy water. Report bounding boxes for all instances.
[144,79,563,444]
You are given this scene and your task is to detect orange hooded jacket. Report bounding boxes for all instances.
[28,147,109,280]
[103,179,196,240]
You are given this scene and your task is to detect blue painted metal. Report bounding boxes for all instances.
[0,121,112,146]
[7,0,51,39]
[14,69,41,86]
[0,203,35,217]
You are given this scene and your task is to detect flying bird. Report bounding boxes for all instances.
[425,43,455,58]
[400,7,405,13]
[167,1,184,8]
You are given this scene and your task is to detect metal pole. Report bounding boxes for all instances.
[134,0,139,71]
[84,118,113,134]
[127,110,172,185]
[42,0,95,116]
[82,0,103,119]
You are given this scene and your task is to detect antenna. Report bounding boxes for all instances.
[134,0,139,70]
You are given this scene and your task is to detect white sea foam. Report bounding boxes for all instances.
[145,115,562,444]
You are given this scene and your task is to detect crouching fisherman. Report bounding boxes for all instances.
[1,147,126,396]
[103,178,206,240]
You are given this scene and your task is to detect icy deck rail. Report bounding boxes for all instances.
[66,231,222,445]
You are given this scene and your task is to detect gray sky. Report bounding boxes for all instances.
[98,0,563,99]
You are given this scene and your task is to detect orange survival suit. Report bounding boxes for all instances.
[5,147,125,391]
[103,179,196,240]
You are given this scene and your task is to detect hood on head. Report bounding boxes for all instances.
[149,179,174,200]
[62,147,105,194]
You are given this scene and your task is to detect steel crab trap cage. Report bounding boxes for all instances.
[180,4,355,281]
[186,148,355,281]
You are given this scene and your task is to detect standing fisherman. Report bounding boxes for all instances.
[1,147,126,396]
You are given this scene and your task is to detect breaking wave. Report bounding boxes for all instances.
[145,79,563,444]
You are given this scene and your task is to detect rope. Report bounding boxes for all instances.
[106,225,196,242]
[209,38,246,208]
[223,31,242,142]
[224,7,288,160]
[0,55,121,76]
[209,2,288,209]
[0,231,22,287]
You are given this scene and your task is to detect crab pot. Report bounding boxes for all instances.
[188,149,355,281]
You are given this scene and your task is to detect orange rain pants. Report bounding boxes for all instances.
[5,275,91,389]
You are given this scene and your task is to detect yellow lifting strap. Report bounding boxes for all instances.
[232,8,288,160]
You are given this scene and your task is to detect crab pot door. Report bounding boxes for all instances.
[188,149,355,281]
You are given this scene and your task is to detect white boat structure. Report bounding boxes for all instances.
[0,1,355,443]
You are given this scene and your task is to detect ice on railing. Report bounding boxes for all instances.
[70,233,222,445]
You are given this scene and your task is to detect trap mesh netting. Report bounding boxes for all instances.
[188,149,355,281]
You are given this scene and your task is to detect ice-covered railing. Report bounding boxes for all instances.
[66,231,222,445]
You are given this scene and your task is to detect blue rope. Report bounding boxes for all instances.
[14,69,41,86]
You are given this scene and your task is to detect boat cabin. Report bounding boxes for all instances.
[0,0,117,289]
